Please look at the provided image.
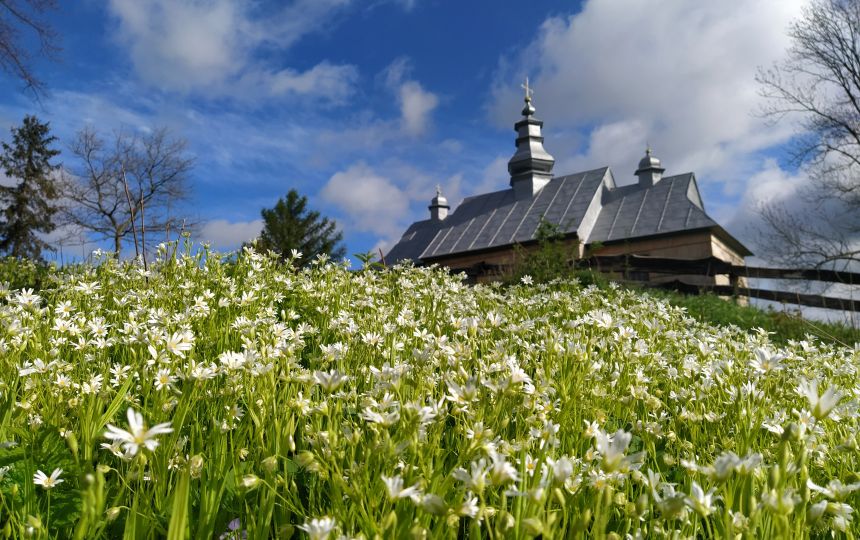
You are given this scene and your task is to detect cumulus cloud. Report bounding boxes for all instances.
[488,0,805,191]
[383,57,439,136]
[249,62,358,101]
[198,219,264,250]
[106,0,357,100]
[321,162,410,238]
[319,159,466,249]
[108,0,246,89]
[720,159,806,239]
[399,81,439,135]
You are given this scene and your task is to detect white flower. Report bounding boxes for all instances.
[165,331,194,357]
[312,369,349,392]
[453,459,489,493]
[750,348,785,374]
[219,351,246,371]
[298,517,336,540]
[154,368,175,390]
[104,408,173,456]
[797,378,842,419]
[381,474,421,501]
[14,288,41,309]
[418,494,447,515]
[594,429,642,473]
[19,358,50,377]
[33,468,63,489]
[705,452,741,482]
[685,481,717,517]
[456,494,480,518]
[547,456,575,484]
[488,453,519,486]
[807,478,860,500]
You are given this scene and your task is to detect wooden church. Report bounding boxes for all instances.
[385,84,751,284]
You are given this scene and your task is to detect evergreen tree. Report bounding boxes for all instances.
[0,115,60,259]
[257,189,346,266]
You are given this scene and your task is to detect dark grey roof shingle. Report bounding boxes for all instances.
[384,167,742,264]
[587,174,717,243]
[415,168,608,260]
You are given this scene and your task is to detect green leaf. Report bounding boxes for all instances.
[95,375,134,440]
[167,469,191,540]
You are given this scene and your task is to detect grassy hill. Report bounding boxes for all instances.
[0,247,858,537]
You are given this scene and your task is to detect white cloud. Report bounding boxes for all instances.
[383,57,439,136]
[107,0,248,89]
[254,62,358,101]
[320,158,469,250]
[399,81,439,135]
[198,219,264,250]
[471,155,510,196]
[106,0,357,101]
[488,0,805,190]
[718,158,804,233]
[321,162,410,238]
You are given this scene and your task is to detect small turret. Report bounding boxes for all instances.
[429,185,449,221]
[635,147,665,188]
[508,78,555,199]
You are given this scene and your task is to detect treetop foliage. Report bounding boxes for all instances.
[0,114,60,259]
[256,189,346,267]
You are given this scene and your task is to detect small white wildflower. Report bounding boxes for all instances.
[685,481,717,517]
[797,378,842,420]
[381,474,421,501]
[312,369,349,392]
[33,468,63,489]
[104,408,173,456]
[298,517,336,540]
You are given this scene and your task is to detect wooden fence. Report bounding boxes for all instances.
[577,255,860,313]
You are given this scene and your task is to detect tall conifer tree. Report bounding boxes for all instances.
[257,189,346,266]
[0,115,60,259]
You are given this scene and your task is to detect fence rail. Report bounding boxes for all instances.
[578,255,860,313]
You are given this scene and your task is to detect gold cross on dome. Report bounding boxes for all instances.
[521,77,534,101]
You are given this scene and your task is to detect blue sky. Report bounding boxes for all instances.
[0,0,810,260]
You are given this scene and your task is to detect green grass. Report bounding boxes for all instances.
[2,246,860,537]
[646,289,860,347]
[521,266,860,348]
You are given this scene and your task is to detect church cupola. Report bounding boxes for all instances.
[508,78,555,199]
[429,184,450,221]
[635,147,665,188]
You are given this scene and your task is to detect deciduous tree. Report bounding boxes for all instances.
[61,126,194,257]
[756,0,860,268]
[0,0,59,96]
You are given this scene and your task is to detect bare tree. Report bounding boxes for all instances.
[61,126,195,257]
[0,0,59,96]
[756,0,860,269]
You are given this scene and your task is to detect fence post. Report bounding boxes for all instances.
[730,270,739,305]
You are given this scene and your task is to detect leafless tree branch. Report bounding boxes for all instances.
[60,126,196,257]
[756,0,860,270]
[0,0,59,97]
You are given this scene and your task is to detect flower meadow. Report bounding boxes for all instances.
[1,244,859,539]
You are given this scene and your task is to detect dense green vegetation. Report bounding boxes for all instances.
[0,244,858,538]
[510,229,860,347]
[649,289,860,348]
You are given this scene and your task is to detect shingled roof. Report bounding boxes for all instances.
[384,91,751,264]
[385,167,752,264]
